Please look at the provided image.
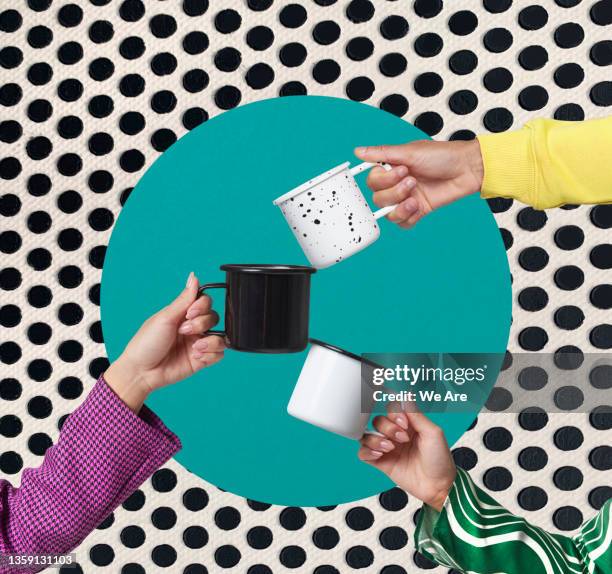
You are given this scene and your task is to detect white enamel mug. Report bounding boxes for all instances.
[273,162,395,269]
[287,339,379,440]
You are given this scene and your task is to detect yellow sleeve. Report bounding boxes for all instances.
[477,117,612,210]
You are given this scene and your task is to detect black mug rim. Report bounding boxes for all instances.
[309,338,382,368]
[220,264,316,275]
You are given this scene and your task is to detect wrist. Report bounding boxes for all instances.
[104,356,152,413]
[426,488,450,512]
[465,139,484,193]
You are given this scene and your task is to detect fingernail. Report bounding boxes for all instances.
[192,353,202,360]
[395,415,408,429]
[195,340,208,351]
[355,147,366,155]
[395,431,410,442]
[186,272,194,288]
[186,308,199,319]
[370,450,383,457]
[402,177,416,189]
[380,440,394,452]
[396,166,408,176]
[178,321,192,334]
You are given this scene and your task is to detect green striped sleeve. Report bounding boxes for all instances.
[414,468,611,574]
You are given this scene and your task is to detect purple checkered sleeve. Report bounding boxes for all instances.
[0,376,181,573]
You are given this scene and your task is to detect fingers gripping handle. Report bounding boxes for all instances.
[198,283,227,337]
[349,162,398,220]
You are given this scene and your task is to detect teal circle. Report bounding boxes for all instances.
[102,96,511,506]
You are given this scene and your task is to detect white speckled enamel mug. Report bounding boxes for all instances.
[273,162,394,269]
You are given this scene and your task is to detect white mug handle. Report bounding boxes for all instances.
[348,162,397,221]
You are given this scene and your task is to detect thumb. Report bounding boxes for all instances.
[354,144,409,165]
[162,272,199,321]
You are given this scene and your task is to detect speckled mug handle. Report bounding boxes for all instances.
[349,162,397,220]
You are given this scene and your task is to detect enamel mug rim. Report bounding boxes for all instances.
[272,162,350,206]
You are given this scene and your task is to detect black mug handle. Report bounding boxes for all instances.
[198,282,227,337]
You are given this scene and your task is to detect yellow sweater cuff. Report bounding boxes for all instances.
[478,129,536,207]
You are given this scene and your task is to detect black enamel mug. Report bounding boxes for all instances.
[199,264,316,353]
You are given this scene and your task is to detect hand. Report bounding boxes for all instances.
[105,272,226,412]
[358,406,456,512]
[355,139,484,229]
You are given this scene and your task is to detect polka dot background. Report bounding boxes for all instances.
[1,0,610,572]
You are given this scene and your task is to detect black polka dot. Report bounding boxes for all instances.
[346,76,374,101]
[553,466,583,490]
[519,85,549,111]
[518,486,548,511]
[0,83,22,106]
[590,244,612,269]
[591,81,612,105]
[312,21,340,46]
[554,22,584,48]
[449,10,478,36]
[0,451,23,474]
[151,506,177,530]
[0,415,22,438]
[519,246,549,272]
[183,526,208,549]
[554,265,585,290]
[0,231,21,254]
[28,395,53,418]
[279,82,307,97]
[246,525,273,549]
[280,43,307,67]
[151,545,177,568]
[517,207,547,231]
[27,322,52,345]
[452,446,478,470]
[413,32,442,58]
[122,490,145,511]
[345,507,374,530]
[215,85,241,110]
[183,487,208,511]
[554,225,584,250]
[246,26,274,51]
[449,90,478,115]
[0,379,21,401]
[214,506,241,530]
[553,506,583,531]
[28,432,52,456]
[380,526,408,550]
[0,10,22,33]
[380,94,409,117]
[346,36,373,61]
[379,487,408,511]
[518,446,548,471]
[381,15,409,41]
[58,376,83,399]
[483,28,513,53]
[554,305,585,330]
[414,0,442,18]
[214,545,241,568]
[247,0,272,11]
[346,0,374,24]
[0,305,21,328]
[518,5,548,30]
[27,285,51,307]
[414,72,443,97]
[554,426,584,451]
[345,546,373,569]
[379,53,407,77]
[120,525,146,548]
[151,52,177,77]
[312,526,339,549]
[280,507,306,530]
[589,486,612,509]
[483,67,513,93]
[215,9,241,33]
[483,466,513,490]
[483,107,513,132]
[483,426,513,451]
[414,111,443,136]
